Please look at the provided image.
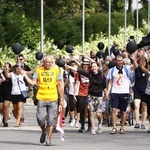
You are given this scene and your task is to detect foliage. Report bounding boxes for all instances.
[0,0,149,68]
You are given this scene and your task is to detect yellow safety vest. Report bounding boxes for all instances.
[36,66,60,101]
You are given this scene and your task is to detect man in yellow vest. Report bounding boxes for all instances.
[21,55,64,146]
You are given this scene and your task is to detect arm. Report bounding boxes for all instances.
[140,65,149,74]
[4,66,12,78]
[21,70,37,86]
[82,54,96,63]
[57,79,64,107]
[130,54,138,70]
[65,65,89,77]
[73,74,80,101]
[106,79,112,97]
[0,72,6,83]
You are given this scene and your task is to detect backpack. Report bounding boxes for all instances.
[111,65,129,80]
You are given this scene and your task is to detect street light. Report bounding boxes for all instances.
[108,0,111,55]
[148,0,150,33]
[40,0,44,53]
[82,0,85,54]
[136,1,139,42]
[124,0,127,46]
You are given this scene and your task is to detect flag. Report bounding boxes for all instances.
[56,110,64,141]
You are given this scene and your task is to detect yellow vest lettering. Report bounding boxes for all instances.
[36,66,60,101]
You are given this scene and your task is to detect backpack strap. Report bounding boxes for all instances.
[111,65,129,80]
[111,67,115,80]
[123,65,129,78]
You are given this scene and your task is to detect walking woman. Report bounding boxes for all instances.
[5,64,27,127]
[66,60,107,135]
[134,56,149,129]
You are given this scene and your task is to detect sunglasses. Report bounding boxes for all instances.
[18,58,23,61]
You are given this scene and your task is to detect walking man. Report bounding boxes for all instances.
[106,54,137,134]
[21,55,64,146]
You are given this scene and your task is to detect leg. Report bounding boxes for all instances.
[111,108,117,129]
[3,100,10,125]
[90,111,95,131]
[69,95,75,126]
[134,99,141,126]
[77,96,86,129]
[120,110,126,130]
[13,104,18,119]
[15,102,24,125]
[96,112,102,125]
[141,101,147,127]
[46,101,58,145]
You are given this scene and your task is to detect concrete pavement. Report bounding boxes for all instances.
[0,99,150,150]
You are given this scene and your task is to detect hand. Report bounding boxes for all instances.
[73,95,77,103]
[20,70,27,77]
[130,53,135,61]
[58,105,62,112]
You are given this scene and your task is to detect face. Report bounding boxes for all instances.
[82,64,90,71]
[91,62,98,74]
[43,55,55,70]
[115,56,123,68]
[18,56,25,65]
[15,66,22,75]
[102,63,108,71]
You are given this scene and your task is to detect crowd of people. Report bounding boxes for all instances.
[0,44,150,146]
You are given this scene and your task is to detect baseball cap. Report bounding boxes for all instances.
[82,58,90,65]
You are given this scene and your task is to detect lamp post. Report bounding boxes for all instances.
[82,0,85,54]
[148,0,150,33]
[40,0,44,53]
[108,0,111,55]
[124,0,127,46]
[136,0,139,42]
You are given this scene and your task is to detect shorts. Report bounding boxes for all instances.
[36,100,58,127]
[134,90,146,103]
[110,93,129,111]
[145,94,150,116]
[86,95,105,113]
[11,95,26,104]
[0,91,12,103]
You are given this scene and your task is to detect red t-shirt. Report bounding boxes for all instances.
[75,72,89,96]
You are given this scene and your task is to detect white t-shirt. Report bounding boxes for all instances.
[68,74,79,95]
[11,73,27,95]
[107,65,131,94]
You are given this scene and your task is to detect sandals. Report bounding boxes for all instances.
[120,128,125,134]
[14,123,21,127]
[110,128,125,134]
[110,128,117,134]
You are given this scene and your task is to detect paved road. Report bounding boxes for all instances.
[0,101,150,150]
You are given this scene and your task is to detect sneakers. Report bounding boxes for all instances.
[75,122,80,128]
[102,119,107,125]
[87,126,92,132]
[147,127,150,133]
[134,123,140,128]
[97,124,102,133]
[45,139,51,146]
[91,129,96,135]
[3,123,8,127]
[40,132,46,144]
[78,127,85,133]
[70,119,75,127]
[141,124,146,129]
